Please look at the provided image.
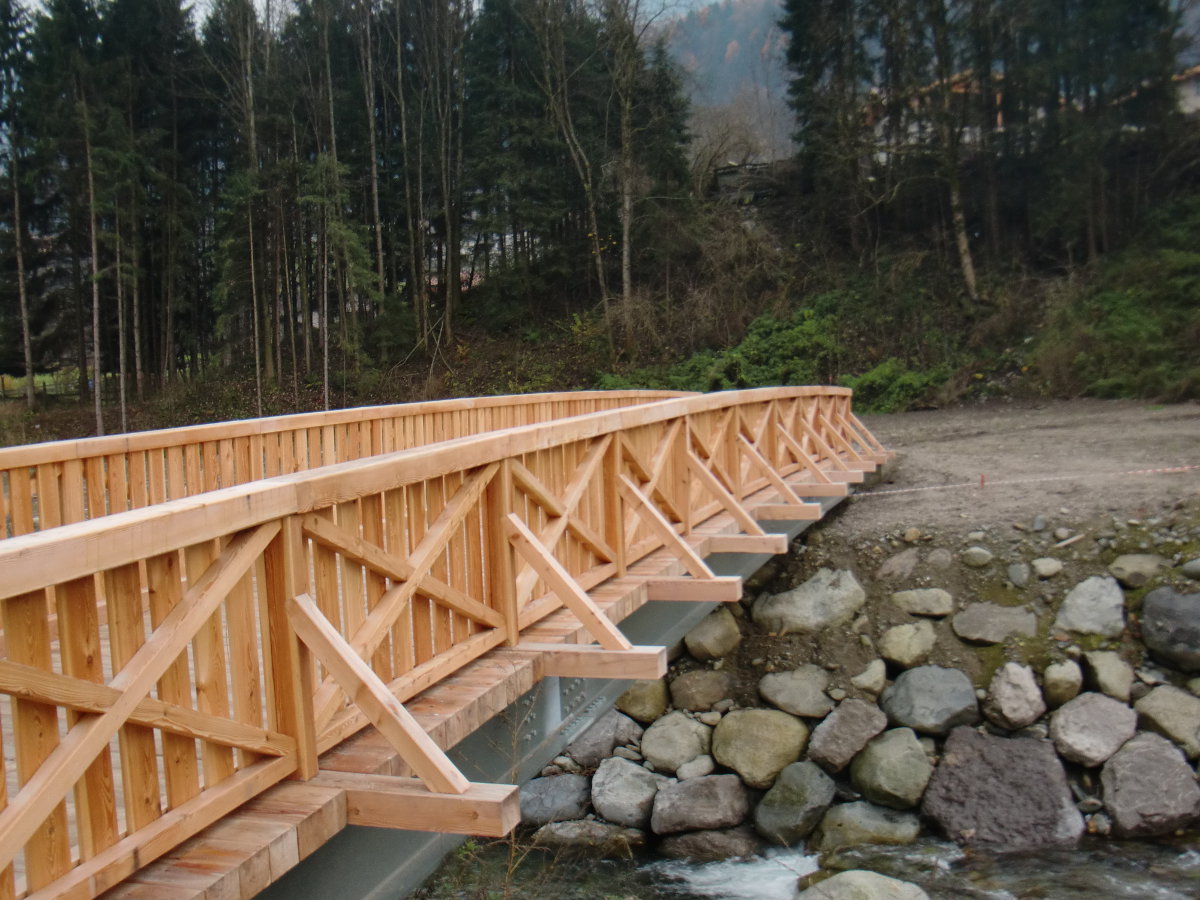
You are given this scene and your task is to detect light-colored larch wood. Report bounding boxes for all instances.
[516,643,666,680]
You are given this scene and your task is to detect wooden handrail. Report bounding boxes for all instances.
[0,386,884,900]
[0,390,684,536]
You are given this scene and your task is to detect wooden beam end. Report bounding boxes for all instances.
[518,642,667,680]
[643,575,743,604]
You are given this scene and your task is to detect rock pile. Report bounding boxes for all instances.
[520,513,1200,886]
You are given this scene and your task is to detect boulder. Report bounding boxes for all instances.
[753,761,835,845]
[1182,558,1200,580]
[951,603,1037,644]
[925,548,954,570]
[532,820,646,856]
[1032,558,1063,579]
[1108,553,1168,589]
[650,774,749,835]
[712,709,807,788]
[684,607,743,661]
[878,548,920,580]
[797,871,929,900]
[808,699,889,772]
[850,659,887,695]
[850,728,933,810]
[961,546,994,568]
[879,620,937,669]
[1083,650,1134,702]
[1134,684,1200,758]
[1141,587,1200,672]
[1049,692,1137,767]
[616,679,669,723]
[752,568,866,635]
[1053,576,1125,638]
[922,727,1084,848]
[759,664,835,718]
[658,826,763,860]
[566,709,644,768]
[590,757,663,829]
[519,774,590,826]
[880,666,979,735]
[676,754,716,780]
[670,669,734,712]
[983,662,1046,730]
[641,711,712,774]
[1008,562,1031,588]
[890,588,953,617]
[811,801,921,852]
[1043,660,1084,708]
[1101,733,1200,837]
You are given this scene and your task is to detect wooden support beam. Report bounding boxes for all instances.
[643,575,743,603]
[505,514,633,651]
[286,593,470,795]
[848,411,891,457]
[311,772,519,838]
[827,470,866,484]
[705,534,789,555]
[737,436,806,507]
[775,424,840,488]
[755,503,823,522]
[518,643,667,680]
[784,480,849,498]
[618,475,713,579]
[686,450,765,537]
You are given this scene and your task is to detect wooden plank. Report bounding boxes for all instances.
[311,772,519,838]
[8,467,33,535]
[505,514,632,651]
[53,577,119,860]
[643,575,743,603]
[146,552,202,808]
[185,540,237,787]
[517,643,666,679]
[618,474,713,579]
[785,481,849,498]
[705,534,789,555]
[755,503,823,521]
[287,593,470,794]
[35,464,62,529]
[2,589,70,888]
[485,462,518,646]
[217,544,265,770]
[686,450,765,536]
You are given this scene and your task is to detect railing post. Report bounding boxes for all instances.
[485,460,520,646]
[262,516,319,779]
[604,436,626,577]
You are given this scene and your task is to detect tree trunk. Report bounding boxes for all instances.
[82,90,104,436]
[11,153,34,410]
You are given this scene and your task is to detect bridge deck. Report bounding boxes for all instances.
[0,389,889,900]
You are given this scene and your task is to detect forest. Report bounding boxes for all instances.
[0,0,1197,442]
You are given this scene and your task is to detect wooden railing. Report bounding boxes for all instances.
[0,390,682,537]
[0,387,887,899]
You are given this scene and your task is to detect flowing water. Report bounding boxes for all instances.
[414,835,1200,899]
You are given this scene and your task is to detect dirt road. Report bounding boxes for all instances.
[840,399,1200,537]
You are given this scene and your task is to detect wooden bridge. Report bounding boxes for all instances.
[0,387,889,899]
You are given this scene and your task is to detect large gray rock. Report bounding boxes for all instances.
[1101,733,1200,837]
[641,711,712,774]
[891,588,953,617]
[752,568,866,635]
[567,709,644,768]
[1108,553,1168,588]
[808,699,888,772]
[1049,692,1137,767]
[684,607,743,661]
[1141,587,1200,672]
[878,548,920,580]
[1032,557,1063,579]
[658,826,763,860]
[850,659,887,695]
[590,757,664,828]
[1083,650,1134,702]
[951,603,1037,644]
[850,728,933,810]
[961,546,994,568]
[1043,660,1084,708]
[1053,576,1126,638]
[519,774,591,825]
[1135,684,1200,758]
[1182,558,1200,580]
[798,871,929,900]
[922,727,1084,848]
[532,820,646,856]
[759,665,834,718]
[754,761,836,845]
[878,620,937,668]
[616,679,669,723]
[670,669,734,711]
[1008,562,1031,588]
[983,662,1046,730]
[811,802,921,852]
[880,666,979,735]
[650,774,749,835]
[712,709,807,788]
